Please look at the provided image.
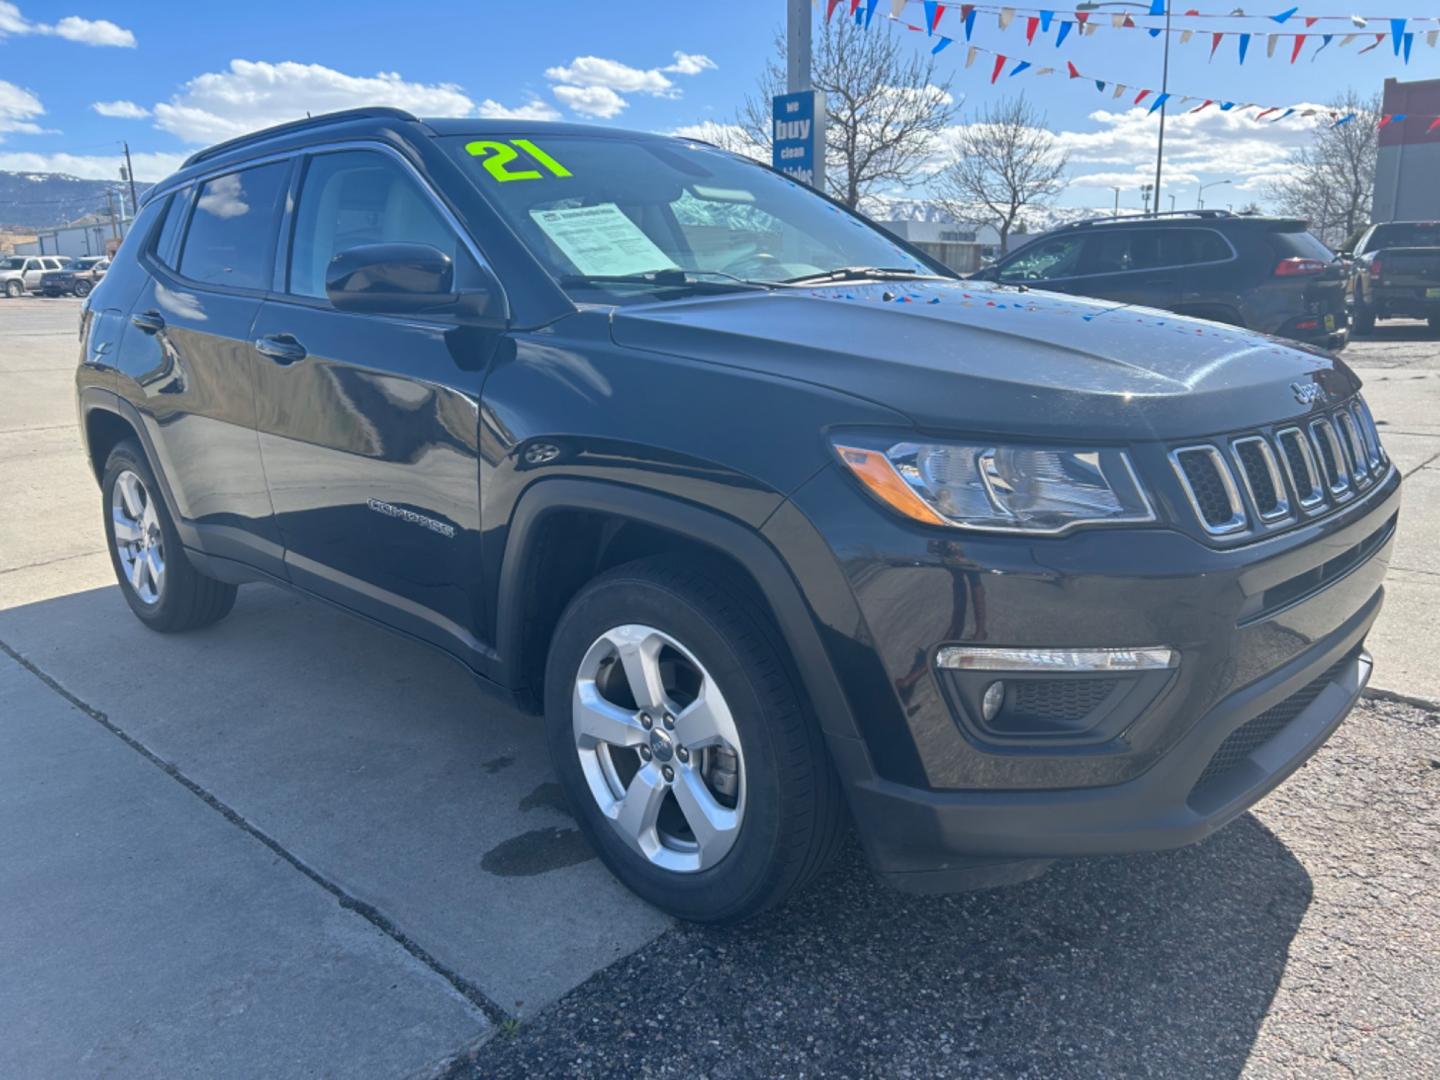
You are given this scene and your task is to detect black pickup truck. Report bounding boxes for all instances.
[1347,221,1440,334]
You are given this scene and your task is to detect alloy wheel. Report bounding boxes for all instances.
[572,624,745,873]
[111,469,165,605]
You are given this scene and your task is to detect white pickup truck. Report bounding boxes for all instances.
[1,255,67,297]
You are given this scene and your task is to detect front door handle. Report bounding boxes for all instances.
[254,334,308,365]
[131,310,165,334]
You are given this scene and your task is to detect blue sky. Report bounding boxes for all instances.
[1,0,1436,212]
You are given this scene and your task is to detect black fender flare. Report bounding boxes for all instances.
[494,477,863,744]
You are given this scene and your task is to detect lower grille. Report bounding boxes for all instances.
[1010,678,1120,723]
[1189,654,1353,800]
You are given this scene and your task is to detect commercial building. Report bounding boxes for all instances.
[1373,77,1440,222]
[14,215,131,258]
[876,219,1002,274]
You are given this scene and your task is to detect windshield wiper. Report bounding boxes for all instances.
[558,268,772,293]
[779,266,954,285]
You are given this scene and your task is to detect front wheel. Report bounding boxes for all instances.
[544,556,845,923]
[4,280,22,298]
[102,440,238,632]
[74,280,92,298]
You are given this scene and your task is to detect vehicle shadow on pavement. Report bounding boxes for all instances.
[464,809,1312,1078]
[1355,324,1438,343]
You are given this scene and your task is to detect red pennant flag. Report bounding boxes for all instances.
[1290,34,1306,62]
[1067,60,1081,78]
[932,3,946,32]
[1183,7,1199,13]
[1304,16,1318,28]
[1428,117,1440,134]
[1191,99,1214,113]
[991,54,1007,83]
[1122,15,1135,27]
[1075,12,1089,24]
[1026,16,1039,43]
[1134,88,1151,105]
[1254,106,1278,120]
[1210,32,1224,59]
[850,0,862,13]
[1378,114,1395,129]
[826,0,844,20]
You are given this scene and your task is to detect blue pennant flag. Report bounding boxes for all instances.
[1271,6,1298,24]
[1219,101,1236,111]
[863,0,880,28]
[932,35,952,54]
[1010,60,1032,76]
[964,7,977,40]
[1333,113,1356,127]
[1403,31,1414,62]
[922,1,937,35]
[1056,21,1072,47]
[1040,10,1053,31]
[1238,33,1250,63]
[1148,27,1161,37]
[1149,0,1164,14]
[1273,107,1295,122]
[1147,92,1171,115]
[1391,18,1406,55]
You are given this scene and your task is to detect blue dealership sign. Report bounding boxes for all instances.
[771,90,826,190]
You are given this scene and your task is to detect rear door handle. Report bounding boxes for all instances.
[131,310,165,334]
[254,334,307,365]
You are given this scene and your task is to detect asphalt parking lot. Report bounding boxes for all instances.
[2,295,1437,1078]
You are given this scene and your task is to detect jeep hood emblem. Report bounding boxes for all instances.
[1291,381,1326,406]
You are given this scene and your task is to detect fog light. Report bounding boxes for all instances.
[981,681,1005,723]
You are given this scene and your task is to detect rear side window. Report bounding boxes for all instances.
[1271,230,1335,262]
[152,188,192,269]
[178,163,290,290]
[1183,230,1231,264]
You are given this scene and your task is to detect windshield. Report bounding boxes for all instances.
[1365,223,1440,252]
[445,133,943,301]
[2,257,24,270]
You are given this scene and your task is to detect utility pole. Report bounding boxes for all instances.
[1111,187,1121,218]
[104,190,119,240]
[122,142,140,216]
[1152,1,1173,216]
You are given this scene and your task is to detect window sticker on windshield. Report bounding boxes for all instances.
[529,203,678,277]
[465,138,572,182]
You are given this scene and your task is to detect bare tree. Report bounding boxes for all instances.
[930,95,1068,253]
[1267,91,1381,248]
[739,17,959,209]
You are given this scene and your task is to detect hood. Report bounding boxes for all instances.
[609,279,1359,441]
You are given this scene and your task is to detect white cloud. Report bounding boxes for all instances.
[0,149,186,182]
[553,85,627,120]
[476,97,561,122]
[0,3,135,46]
[545,56,675,96]
[152,60,478,144]
[0,78,45,140]
[664,51,718,76]
[546,50,715,120]
[92,99,150,119]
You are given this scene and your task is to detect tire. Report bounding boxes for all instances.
[1352,300,1376,335]
[4,279,21,298]
[544,555,845,923]
[74,280,92,298]
[101,440,238,632]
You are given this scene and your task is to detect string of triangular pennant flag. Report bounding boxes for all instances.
[882,13,1440,132]
[830,2,1439,64]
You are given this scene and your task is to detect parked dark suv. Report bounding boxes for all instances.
[973,211,1349,350]
[1344,220,1440,334]
[76,109,1399,922]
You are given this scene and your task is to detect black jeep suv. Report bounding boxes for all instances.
[76,109,1399,922]
[973,211,1349,351]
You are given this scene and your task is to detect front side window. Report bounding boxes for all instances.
[288,149,459,299]
[1000,236,1085,281]
[178,163,289,290]
[445,134,938,301]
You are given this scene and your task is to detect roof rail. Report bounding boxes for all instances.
[1052,208,1236,231]
[181,107,420,169]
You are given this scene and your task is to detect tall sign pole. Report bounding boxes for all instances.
[1152,1,1172,215]
[775,0,825,192]
[123,142,140,217]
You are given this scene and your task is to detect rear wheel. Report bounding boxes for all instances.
[102,441,237,632]
[1352,299,1376,335]
[544,556,845,923]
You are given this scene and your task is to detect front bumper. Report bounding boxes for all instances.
[778,458,1400,893]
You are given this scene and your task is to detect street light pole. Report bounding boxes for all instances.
[786,0,811,93]
[1196,178,1231,209]
[1152,1,1172,217]
[1111,186,1121,218]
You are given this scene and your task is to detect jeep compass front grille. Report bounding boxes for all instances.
[1168,398,1389,541]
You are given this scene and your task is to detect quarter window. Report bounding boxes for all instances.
[288,150,459,299]
[178,163,290,290]
[153,187,192,269]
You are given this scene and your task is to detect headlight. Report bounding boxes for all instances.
[833,437,1155,534]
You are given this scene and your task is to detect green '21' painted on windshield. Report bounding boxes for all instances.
[465,139,572,182]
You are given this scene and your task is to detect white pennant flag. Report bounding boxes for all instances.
[890,0,906,17]
[1350,16,1367,29]
[1111,13,1125,28]
[1340,34,1357,47]
[1114,83,1126,98]
[1428,30,1438,47]
[1083,22,1097,36]
[1180,29,1193,44]
[965,45,978,67]
[999,8,1015,30]
[1267,34,1279,57]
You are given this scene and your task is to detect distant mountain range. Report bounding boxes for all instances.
[866,195,1117,235]
[0,170,149,230]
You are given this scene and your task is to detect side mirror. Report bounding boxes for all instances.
[325,243,501,320]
